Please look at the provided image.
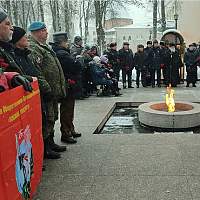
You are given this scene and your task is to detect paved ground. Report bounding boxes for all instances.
[34,82,200,200]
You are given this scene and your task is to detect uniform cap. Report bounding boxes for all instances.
[147,41,152,45]
[53,32,68,43]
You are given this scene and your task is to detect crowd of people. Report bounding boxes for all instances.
[1,7,200,168]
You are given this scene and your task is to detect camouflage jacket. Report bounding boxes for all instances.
[29,37,66,99]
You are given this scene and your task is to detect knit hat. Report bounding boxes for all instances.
[28,21,46,32]
[100,55,108,64]
[10,26,26,44]
[93,56,101,64]
[0,7,8,23]
[53,32,68,44]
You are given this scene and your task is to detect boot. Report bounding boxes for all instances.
[49,136,66,152]
[61,135,77,144]
[71,131,82,138]
[123,84,127,89]
[193,84,196,87]
[44,138,61,159]
[186,83,189,87]
[128,85,134,88]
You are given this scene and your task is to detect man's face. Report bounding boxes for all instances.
[16,35,29,48]
[111,46,117,51]
[154,43,159,48]
[61,40,69,49]
[32,28,48,43]
[77,40,83,46]
[138,47,144,52]
[123,45,129,50]
[147,44,152,48]
[0,17,13,42]
[39,28,48,41]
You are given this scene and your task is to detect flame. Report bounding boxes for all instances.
[165,84,175,112]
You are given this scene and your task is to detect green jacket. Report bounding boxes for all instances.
[29,37,66,99]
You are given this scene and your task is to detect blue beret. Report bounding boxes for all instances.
[28,21,46,32]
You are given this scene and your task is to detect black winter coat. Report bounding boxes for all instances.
[184,49,198,83]
[106,49,120,69]
[52,45,82,94]
[118,48,134,71]
[149,47,162,69]
[133,51,148,71]
[184,49,199,69]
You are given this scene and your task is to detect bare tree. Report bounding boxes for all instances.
[82,0,93,43]
[161,0,166,32]
[49,0,61,32]
[94,0,107,50]
[153,0,158,40]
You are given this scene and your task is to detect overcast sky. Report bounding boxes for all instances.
[121,1,153,26]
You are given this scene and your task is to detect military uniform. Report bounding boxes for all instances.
[29,36,66,141]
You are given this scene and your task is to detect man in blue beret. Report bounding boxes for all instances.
[28,21,67,159]
[28,21,46,32]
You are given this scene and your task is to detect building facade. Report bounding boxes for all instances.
[105,24,162,51]
[165,0,200,44]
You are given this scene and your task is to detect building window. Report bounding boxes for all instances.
[128,36,131,41]
[123,36,126,40]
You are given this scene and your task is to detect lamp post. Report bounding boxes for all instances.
[174,13,179,29]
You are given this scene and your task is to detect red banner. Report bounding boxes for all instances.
[0,80,43,200]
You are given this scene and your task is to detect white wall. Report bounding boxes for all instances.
[178,0,200,45]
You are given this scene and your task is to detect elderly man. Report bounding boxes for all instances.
[28,22,66,159]
[0,8,32,91]
[50,32,82,144]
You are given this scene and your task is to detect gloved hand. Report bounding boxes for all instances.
[11,75,33,92]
